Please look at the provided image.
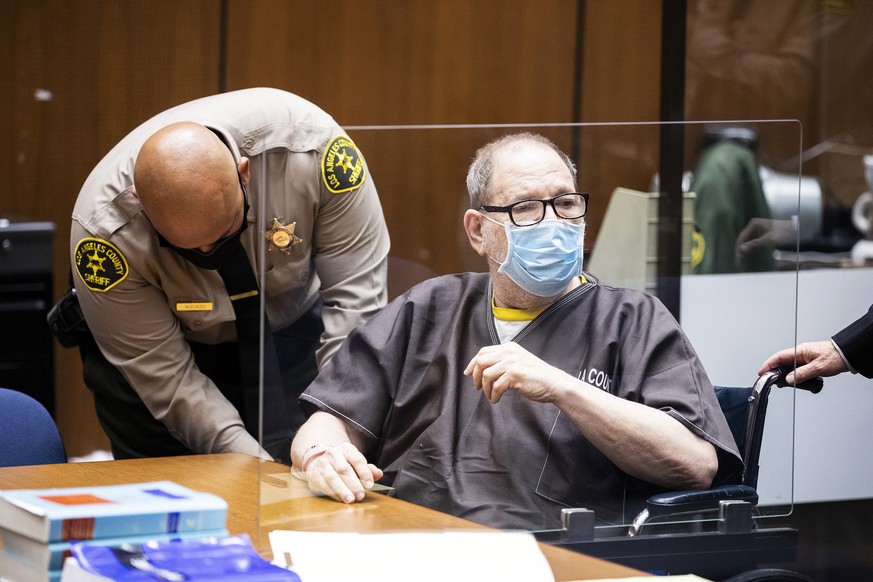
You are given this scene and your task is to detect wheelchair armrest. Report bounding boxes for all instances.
[645,484,759,517]
[628,484,759,537]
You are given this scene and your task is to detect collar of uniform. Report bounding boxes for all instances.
[491,275,588,322]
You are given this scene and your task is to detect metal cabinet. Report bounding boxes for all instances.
[0,220,56,416]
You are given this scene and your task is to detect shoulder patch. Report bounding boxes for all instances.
[321,136,366,194]
[74,238,129,292]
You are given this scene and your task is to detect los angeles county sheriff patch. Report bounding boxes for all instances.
[74,238,129,292]
[321,136,366,194]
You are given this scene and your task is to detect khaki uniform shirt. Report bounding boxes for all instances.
[71,88,390,457]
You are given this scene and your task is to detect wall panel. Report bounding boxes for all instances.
[225,0,581,275]
[579,1,663,241]
[2,0,222,456]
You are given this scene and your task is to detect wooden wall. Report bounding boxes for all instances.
[4,1,868,458]
[3,1,224,457]
[5,0,663,457]
[226,0,585,275]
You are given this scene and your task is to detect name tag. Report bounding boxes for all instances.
[176,302,213,312]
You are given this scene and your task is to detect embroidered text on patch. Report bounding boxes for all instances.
[74,238,129,292]
[321,136,366,194]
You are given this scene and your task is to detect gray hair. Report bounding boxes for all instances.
[465,132,578,209]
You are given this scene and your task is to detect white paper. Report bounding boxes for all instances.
[269,529,556,582]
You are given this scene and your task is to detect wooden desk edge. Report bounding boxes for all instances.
[0,454,649,580]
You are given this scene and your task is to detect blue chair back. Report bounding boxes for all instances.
[0,387,67,466]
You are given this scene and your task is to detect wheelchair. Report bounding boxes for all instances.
[534,367,823,582]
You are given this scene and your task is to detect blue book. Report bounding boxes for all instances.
[0,525,228,571]
[62,534,300,581]
[0,481,227,543]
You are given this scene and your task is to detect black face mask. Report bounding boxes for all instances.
[157,184,250,270]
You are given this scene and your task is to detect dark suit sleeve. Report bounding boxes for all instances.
[832,304,873,378]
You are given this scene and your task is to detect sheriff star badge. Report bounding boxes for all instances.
[264,218,302,255]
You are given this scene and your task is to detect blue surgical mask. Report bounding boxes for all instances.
[497,219,585,297]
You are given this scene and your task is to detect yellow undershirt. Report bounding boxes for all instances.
[491,276,588,322]
[492,302,545,322]
[491,276,587,342]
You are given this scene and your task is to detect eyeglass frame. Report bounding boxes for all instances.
[479,192,589,227]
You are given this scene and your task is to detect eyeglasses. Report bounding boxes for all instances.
[480,192,589,227]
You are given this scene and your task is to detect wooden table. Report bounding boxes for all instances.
[0,454,647,580]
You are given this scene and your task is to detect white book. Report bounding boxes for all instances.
[58,557,110,582]
[0,550,60,582]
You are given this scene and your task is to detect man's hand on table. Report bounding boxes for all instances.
[292,442,384,504]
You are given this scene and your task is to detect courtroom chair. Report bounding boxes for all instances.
[0,387,67,466]
[387,256,438,301]
[538,367,822,581]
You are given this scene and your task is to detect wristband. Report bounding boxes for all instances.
[300,444,333,472]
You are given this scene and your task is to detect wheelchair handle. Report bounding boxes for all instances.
[769,366,824,394]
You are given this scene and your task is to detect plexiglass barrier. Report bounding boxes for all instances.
[249,120,805,552]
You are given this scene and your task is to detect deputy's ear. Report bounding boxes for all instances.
[463,209,487,257]
[237,157,250,186]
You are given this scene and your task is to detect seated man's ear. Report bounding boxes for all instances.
[463,210,487,257]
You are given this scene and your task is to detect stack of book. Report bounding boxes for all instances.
[0,481,228,582]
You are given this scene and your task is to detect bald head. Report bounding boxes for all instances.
[134,122,244,249]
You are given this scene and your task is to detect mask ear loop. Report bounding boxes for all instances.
[478,211,511,267]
